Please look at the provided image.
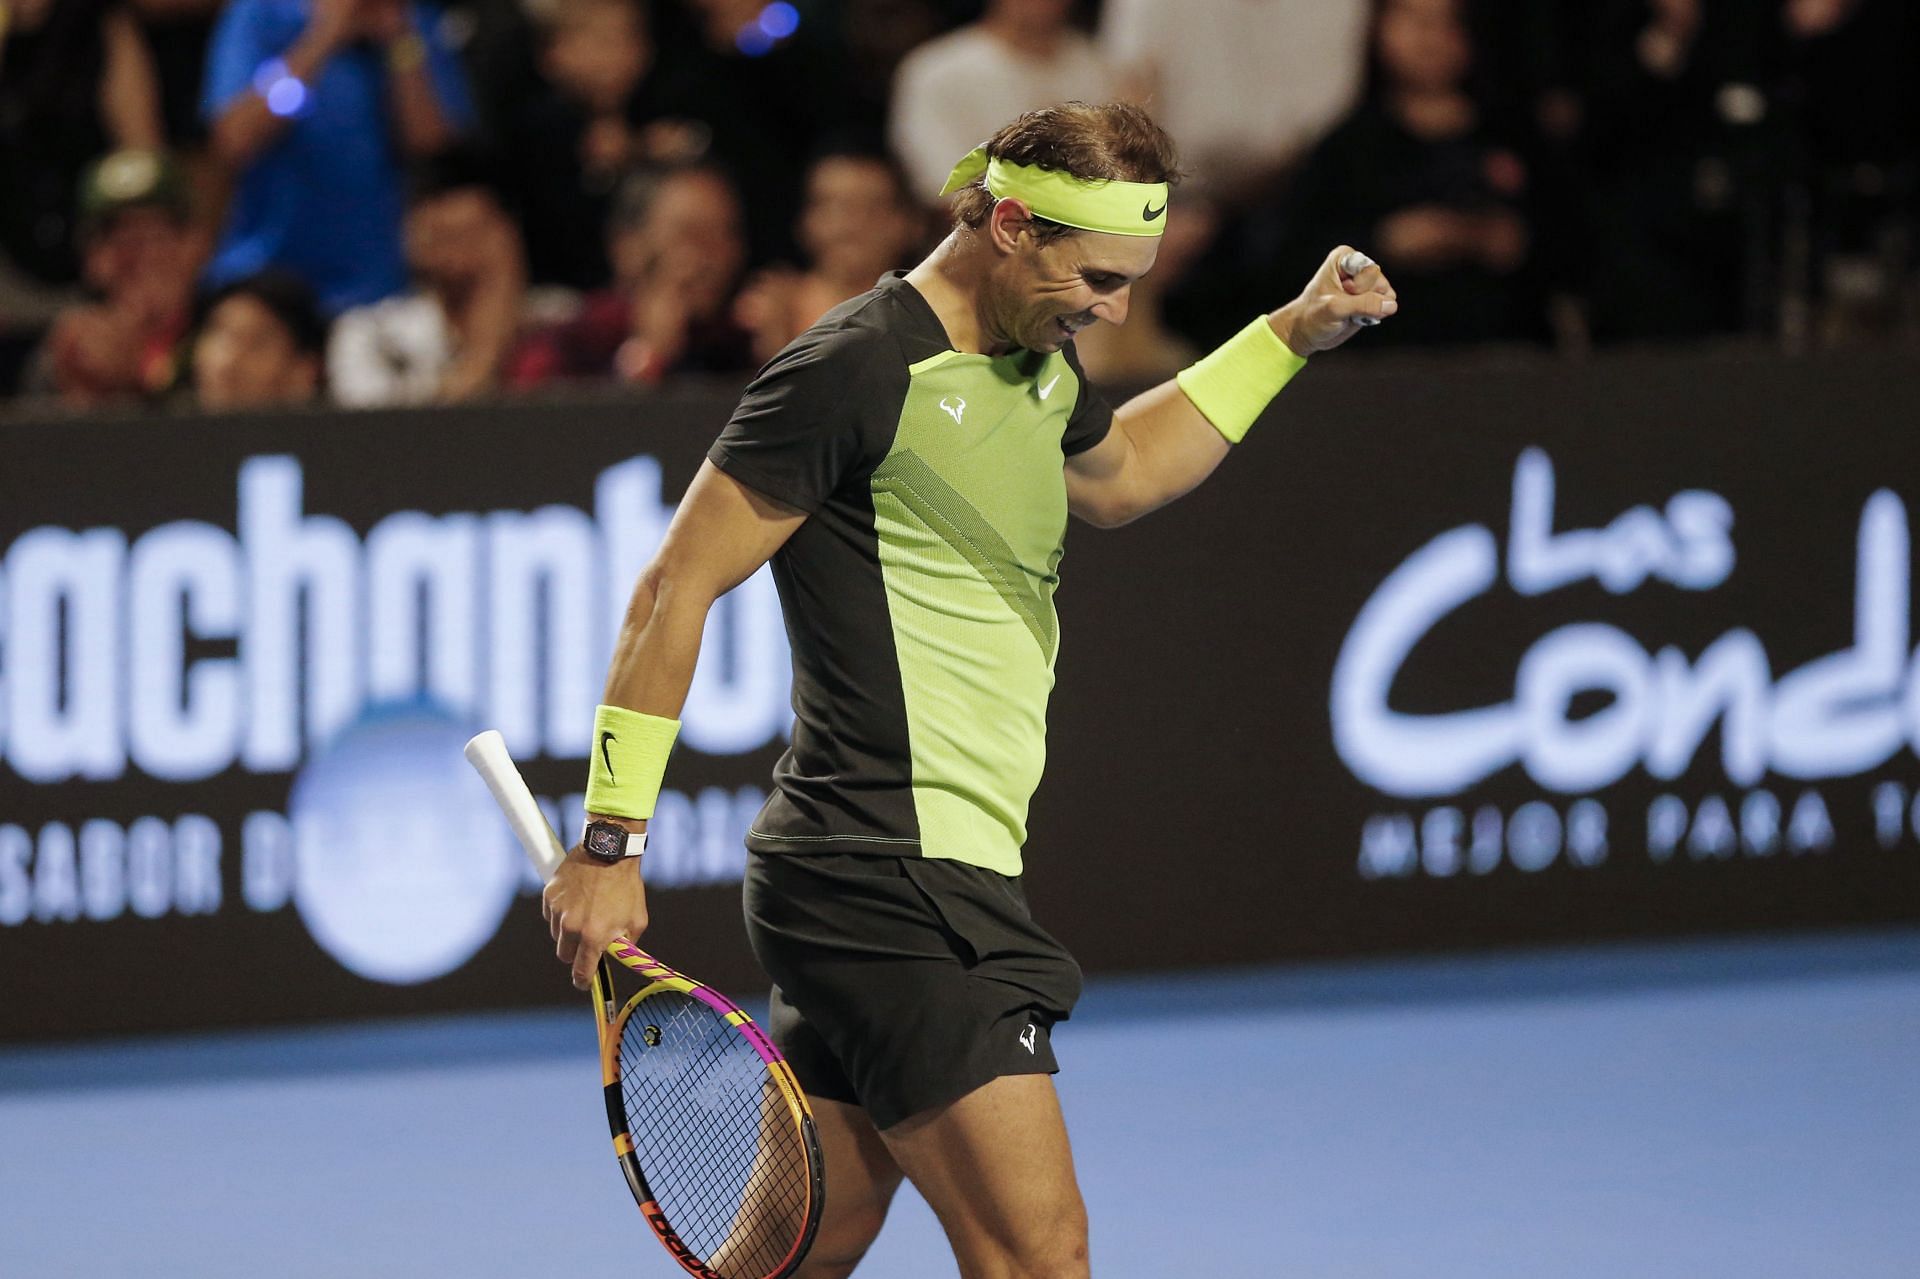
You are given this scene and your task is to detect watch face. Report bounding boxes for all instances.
[583,822,627,861]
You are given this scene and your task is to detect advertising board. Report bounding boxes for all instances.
[5,351,1916,1040]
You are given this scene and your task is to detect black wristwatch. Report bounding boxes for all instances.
[582,818,647,864]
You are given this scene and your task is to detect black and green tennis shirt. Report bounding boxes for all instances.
[707,272,1113,876]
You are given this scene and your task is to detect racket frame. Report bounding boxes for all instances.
[463,730,824,1279]
[593,941,824,1279]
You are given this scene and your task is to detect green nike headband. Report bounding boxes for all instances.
[940,146,1169,238]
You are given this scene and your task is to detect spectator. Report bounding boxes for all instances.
[1457,0,1586,336]
[436,0,544,146]
[128,0,229,255]
[201,0,475,314]
[327,150,527,405]
[1267,0,1546,348]
[0,0,165,388]
[509,161,752,388]
[1565,0,1746,344]
[734,148,927,364]
[26,149,199,407]
[838,0,951,128]
[1761,0,1916,343]
[188,268,328,410]
[648,0,866,264]
[0,0,165,288]
[505,0,708,289]
[131,0,225,147]
[889,0,1115,201]
[1099,0,1368,207]
[1093,0,1368,349]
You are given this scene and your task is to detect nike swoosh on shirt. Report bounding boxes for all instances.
[1038,374,1061,400]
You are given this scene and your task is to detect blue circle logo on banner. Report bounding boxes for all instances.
[289,704,522,984]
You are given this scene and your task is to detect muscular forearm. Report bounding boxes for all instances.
[100,9,165,149]
[1065,249,1395,532]
[544,439,795,987]
[583,568,724,830]
[602,568,716,724]
[1098,381,1233,527]
[550,560,707,981]
[583,463,807,827]
[1091,307,1309,526]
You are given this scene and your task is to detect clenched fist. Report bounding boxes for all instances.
[1271,245,1399,356]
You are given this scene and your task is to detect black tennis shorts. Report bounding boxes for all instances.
[742,851,1083,1131]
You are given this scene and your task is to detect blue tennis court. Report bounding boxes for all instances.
[5,928,1915,1278]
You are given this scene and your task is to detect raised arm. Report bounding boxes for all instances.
[99,6,166,150]
[372,1,466,158]
[1065,245,1398,528]
[209,0,466,169]
[544,462,807,988]
[208,0,355,168]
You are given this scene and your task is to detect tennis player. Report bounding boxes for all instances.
[545,101,1396,1278]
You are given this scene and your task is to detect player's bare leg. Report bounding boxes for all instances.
[794,1096,905,1279]
[709,1079,842,1273]
[881,1074,1090,1279]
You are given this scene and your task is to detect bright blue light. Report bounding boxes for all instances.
[287,703,522,985]
[736,25,775,56]
[264,77,308,117]
[758,2,800,39]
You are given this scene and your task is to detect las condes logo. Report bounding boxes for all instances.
[1333,447,1911,800]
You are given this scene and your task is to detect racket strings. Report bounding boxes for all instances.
[618,991,809,1276]
[622,1007,807,1272]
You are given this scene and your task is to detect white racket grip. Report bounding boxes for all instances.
[464,729,568,884]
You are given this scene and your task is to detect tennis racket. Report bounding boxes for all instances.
[463,730,824,1279]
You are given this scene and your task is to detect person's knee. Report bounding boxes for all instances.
[971,1200,1087,1279]
[799,1198,891,1279]
[1018,1207,1090,1279]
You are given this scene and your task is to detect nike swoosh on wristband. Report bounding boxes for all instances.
[599,730,617,781]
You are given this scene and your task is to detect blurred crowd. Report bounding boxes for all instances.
[0,0,1913,416]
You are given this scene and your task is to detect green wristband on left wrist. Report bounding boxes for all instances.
[1174,315,1308,444]
[584,704,681,820]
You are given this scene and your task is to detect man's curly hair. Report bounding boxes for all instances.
[949,101,1183,242]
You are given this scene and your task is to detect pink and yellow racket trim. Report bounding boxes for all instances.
[604,940,787,1066]
[594,940,821,1274]
[460,731,822,1279]
[597,943,816,1148]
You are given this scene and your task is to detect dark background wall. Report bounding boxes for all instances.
[5,347,1917,1042]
